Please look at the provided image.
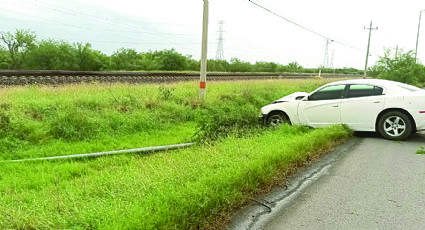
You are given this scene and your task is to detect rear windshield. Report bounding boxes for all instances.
[397,84,422,92]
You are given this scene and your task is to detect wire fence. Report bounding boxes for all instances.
[0,70,360,86]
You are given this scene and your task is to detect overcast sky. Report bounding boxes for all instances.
[1,0,425,69]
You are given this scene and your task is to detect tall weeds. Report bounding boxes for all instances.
[0,79,337,158]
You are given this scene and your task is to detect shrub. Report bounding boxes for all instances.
[372,48,425,85]
[49,111,101,141]
[194,102,261,143]
[0,112,11,137]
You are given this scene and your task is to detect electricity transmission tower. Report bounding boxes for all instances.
[323,39,333,68]
[216,21,225,60]
[364,21,378,77]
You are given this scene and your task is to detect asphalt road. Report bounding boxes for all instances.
[226,132,425,229]
[263,132,425,229]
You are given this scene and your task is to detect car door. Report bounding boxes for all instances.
[298,84,346,128]
[340,84,385,131]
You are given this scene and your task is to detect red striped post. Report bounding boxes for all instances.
[200,0,209,100]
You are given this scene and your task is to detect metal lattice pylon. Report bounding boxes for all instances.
[216,21,225,60]
[323,39,333,68]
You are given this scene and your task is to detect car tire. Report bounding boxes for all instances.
[378,111,412,141]
[266,112,290,127]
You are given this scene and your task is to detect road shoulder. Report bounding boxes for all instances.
[225,137,361,229]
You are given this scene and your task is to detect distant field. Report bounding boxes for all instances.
[0,79,352,229]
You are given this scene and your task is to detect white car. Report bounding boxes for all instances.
[261,79,425,140]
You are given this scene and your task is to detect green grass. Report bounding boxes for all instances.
[0,79,353,229]
[0,125,351,229]
[0,122,196,160]
[416,146,425,154]
[0,79,331,160]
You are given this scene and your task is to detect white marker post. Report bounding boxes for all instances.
[200,0,209,100]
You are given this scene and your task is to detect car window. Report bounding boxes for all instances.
[347,84,383,98]
[309,85,345,100]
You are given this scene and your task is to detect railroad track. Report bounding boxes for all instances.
[0,70,360,86]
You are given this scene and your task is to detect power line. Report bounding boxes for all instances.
[0,7,200,45]
[247,0,362,51]
[22,0,198,29]
[3,0,197,40]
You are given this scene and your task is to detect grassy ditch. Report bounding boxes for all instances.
[0,79,352,229]
[0,125,351,229]
[0,79,331,160]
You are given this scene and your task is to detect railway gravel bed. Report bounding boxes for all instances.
[0,70,360,86]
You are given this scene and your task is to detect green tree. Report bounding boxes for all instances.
[0,29,36,69]
[229,58,252,72]
[26,39,78,70]
[188,58,200,71]
[253,61,278,72]
[0,46,10,69]
[75,42,107,71]
[140,51,160,70]
[207,59,229,72]
[152,48,189,71]
[287,61,303,71]
[111,48,143,71]
[372,48,425,84]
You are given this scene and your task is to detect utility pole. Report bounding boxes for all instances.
[200,0,209,100]
[216,21,225,60]
[364,21,378,77]
[415,10,425,63]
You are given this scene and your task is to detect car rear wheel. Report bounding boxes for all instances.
[378,111,412,141]
[266,112,290,127]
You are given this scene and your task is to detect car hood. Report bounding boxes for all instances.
[273,92,309,103]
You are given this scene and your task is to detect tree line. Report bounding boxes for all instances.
[0,29,362,74]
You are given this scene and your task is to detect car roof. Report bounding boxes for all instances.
[322,78,424,94]
[325,78,401,87]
